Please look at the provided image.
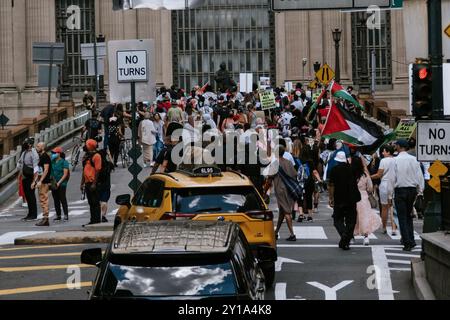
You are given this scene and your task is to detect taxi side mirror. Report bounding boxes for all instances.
[81,248,103,266]
[116,194,131,208]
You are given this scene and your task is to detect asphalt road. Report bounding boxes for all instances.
[0,134,423,300]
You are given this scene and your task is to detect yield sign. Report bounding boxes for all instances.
[315,63,335,85]
[275,257,303,272]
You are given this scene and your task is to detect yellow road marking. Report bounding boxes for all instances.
[0,282,93,296]
[0,244,84,252]
[0,252,81,260]
[0,264,94,272]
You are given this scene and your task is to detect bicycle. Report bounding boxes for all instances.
[119,139,132,168]
[71,136,84,172]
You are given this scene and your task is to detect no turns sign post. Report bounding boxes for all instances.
[417,121,450,162]
[117,50,148,83]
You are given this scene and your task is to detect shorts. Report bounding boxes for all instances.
[379,181,393,205]
[99,190,111,203]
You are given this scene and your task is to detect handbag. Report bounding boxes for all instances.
[21,153,34,178]
[50,177,58,191]
[368,193,378,209]
[278,166,304,201]
[414,195,425,212]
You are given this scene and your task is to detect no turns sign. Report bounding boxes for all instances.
[417,121,450,162]
[117,50,148,83]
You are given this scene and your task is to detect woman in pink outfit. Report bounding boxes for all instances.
[351,156,382,245]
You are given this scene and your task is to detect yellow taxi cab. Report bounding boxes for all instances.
[114,165,277,287]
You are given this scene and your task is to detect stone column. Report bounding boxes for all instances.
[308,11,324,76]
[275,12,287,86]
[0,1,14,87]
[13,0,27,92]
[25,0,56,87]
[284,11,310,82]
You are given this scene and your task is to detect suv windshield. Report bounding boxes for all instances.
[173,187,264,213]
[102,262,237,297]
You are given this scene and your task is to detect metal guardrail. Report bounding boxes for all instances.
[0,111,89,187]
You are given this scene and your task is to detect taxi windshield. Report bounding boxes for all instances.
[173,187,264,213]
[102,262,237,298]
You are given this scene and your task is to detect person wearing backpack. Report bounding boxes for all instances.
[50,147,70,222]
[97,149,114,223]
[17,138,39,221]
[81,139,102,225]
[84,111,102,141]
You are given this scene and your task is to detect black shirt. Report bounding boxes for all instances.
[38,152,52,184]
[100,105,115,124]
[85,118,101,139]
[329,163,361,207]
[155,144,178,173]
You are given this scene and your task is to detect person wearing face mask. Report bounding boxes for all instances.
[50,147,70,222]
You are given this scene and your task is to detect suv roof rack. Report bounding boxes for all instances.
[112,221,235,254]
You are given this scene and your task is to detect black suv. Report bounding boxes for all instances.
[82,221,266,300]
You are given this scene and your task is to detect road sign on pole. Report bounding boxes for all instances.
[417,121,450,162]
[117,50,148,83]
[315,64,335,86]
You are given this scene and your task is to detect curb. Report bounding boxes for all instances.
[84,222,114,232]
[411,258,436,300]
[14,231,113,245]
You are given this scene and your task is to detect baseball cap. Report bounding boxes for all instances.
[395,139,409,148]
[51,147,63,154]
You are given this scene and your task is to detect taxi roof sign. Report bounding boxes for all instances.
[178,165,223,177]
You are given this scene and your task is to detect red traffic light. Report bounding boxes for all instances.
[419,68,428,80]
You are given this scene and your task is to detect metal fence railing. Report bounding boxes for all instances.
[0,111,89,187]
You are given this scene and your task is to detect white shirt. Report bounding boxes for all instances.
[138,119,156,146]
[394,151,425,192]
[379,157,396,187]
[291,100,304,112]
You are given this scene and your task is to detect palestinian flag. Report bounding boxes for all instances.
[330,81,364,111]
[113,0,206,11]
[322,103,391,152]
[306,88,328,121]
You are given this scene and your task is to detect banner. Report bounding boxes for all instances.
[239,73,253,93]
[285,82,293,92]
[394,118,417,139]
[260,90,276,110]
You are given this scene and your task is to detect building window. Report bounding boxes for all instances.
[351,11,392,89]
[172,0,275,90]
[55,0,95,93]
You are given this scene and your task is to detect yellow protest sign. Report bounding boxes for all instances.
[308,80,318,89]
[315,63,335,85]
[394,119,417,139]
[445,24,450,38]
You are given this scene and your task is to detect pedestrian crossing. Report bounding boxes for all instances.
[384,247,422,272]
[289,226,421,242]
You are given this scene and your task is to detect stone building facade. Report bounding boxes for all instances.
[0,0,411,126]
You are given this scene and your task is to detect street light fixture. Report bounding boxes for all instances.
[313,61,321,73]
[332,28,342,83]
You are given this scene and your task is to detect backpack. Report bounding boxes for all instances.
[83,150,114,185]
[295,158,310,186]
[89,118,101,130]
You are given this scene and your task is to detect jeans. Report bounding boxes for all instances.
[22,177,37,218]
[86,183,101,224]
[333,204,357,245]
[394,187,417,247]
[52,186,68,217]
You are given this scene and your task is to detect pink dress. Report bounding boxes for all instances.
[354,174,382,236]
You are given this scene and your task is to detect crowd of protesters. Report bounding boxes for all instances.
[16,81,426,252]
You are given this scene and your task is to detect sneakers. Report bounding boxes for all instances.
[392,231,397,236]
[102,216,109,223]
[64,215,69,221]
[53,216,62,222]
[364,237,370,246]
[21,202,28,208]
[307,217,313,223]
[286,235,297,242]
[297,216,305,223]
[36,218,49,227]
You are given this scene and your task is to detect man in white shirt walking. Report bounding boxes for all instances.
[393,139,425,251]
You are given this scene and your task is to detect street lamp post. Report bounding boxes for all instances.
[57,9,72,103]
[332,28,342,83]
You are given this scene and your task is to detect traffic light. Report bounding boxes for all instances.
[412,62,432,119]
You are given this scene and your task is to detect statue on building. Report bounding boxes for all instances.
[214,62,234,92]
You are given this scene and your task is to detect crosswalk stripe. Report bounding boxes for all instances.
[293,226,327,239]
[0,244,84,252]
[384,247,421,252]
[389,268,411,272]
[387,259,412,265]
[0,264,93,272]
[385,253,421,258]
[386,227,421,241]
[0,282,93,296]
[0,252,81,260]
